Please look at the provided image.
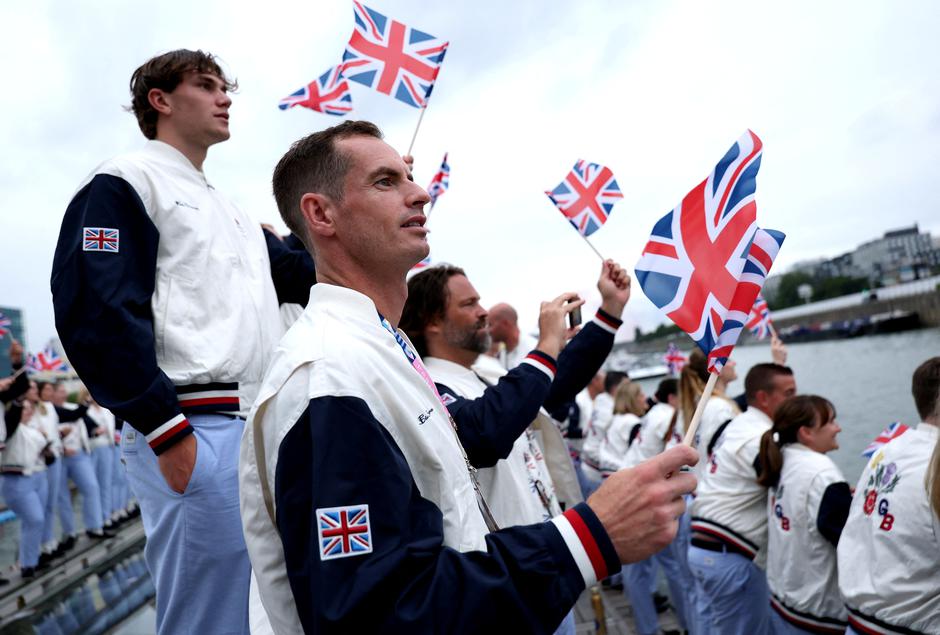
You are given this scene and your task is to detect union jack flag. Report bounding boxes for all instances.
[862,422,910,458]
[341,2,449,109]
[316,504,372,560]
[635,131,785,372]
[278,65,353,116]
[427,153,449,210]
[0,312,10,339]
[663,343,687,375]
[83,227,119,253]
[31,346,68,373]
[745,294,772,339]
[546,160,623,237]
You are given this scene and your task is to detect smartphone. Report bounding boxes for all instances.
[567,302,582,329]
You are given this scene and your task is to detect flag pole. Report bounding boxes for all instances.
[406,106,428,157]
[768,322,778,339]
[683,371,719,446]
[581,234,606,262]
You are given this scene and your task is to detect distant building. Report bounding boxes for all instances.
[766,224,938,298]
[853,224,936,285]
[0,306,27,377]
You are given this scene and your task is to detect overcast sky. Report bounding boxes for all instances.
[2,0,939,351]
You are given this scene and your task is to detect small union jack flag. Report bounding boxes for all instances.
[0,312,11,339]
[635,131,785,372]
[317,504,373,560]
[341,2,449,109]
[745,294,772,339]
[862,422,910,458]
[83,227,119,253]
[278,65,353,116]
[546,160,623,237]
[410,254,432,272]
[663,343,687,376]
[31,346,68,373]
[427,152,449,210]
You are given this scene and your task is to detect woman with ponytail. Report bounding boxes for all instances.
[838,357,940,635]
[669,348,740,478]
[759,395,850,634]
[598,379,646,475]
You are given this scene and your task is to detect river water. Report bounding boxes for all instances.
[633,327,940,485]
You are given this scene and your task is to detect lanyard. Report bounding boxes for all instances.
[379,315,500,532]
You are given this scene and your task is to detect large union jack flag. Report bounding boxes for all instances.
[278,65,353,116]
[0,312,11,339]
[635,131,785,372]
[341,2,448,109]
[427,152,450,210]
[745,294,772,339]
[317,504,373,560]
[546,160,623,237]
[862,422,910,458]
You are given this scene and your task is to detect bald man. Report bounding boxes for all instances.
[489,303,539,370]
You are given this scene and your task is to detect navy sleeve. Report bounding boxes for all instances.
[543,310,621,413]
[263,229,317,306]
[275,395,620,634]
[816,482,852,547]
[439,352,555,468]
[0,366,28,404]
[51,174,190,454]
[53,405,88,424]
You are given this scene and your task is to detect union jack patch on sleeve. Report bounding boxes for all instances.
[83,227,120,253]
[317,504,373,560]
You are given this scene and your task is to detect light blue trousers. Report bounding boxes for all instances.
[42,458,62,546]
[59,452,103,533]
[91,445,113,524]
[3,472,48,567]
[111,445,130,514]
[623,558,659,635]
[122,415,250,635]
[687,545,770,635]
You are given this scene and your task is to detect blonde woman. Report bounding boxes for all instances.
[599,380,647,475]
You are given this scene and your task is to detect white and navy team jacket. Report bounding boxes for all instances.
[2,404,48,476]
[240,285,621,634]
[766,444,851,634]
[51,141,315,455]
[623,402,678,469]
[837,423,940,635]
[691,406,773,567]
[425,309,620,528]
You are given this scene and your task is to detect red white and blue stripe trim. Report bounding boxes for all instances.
[690,517,759,559]
[846,607,924,635]
[145,413,192,455]
[592,309,623,335]
[176,382,240,415]
[550,503,620,587]
[522,351,557,380]
[769,595,848,634]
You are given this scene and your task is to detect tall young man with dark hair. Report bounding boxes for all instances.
[240,120,699,634]
[688,362,796,633]
[51,50,314,634]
